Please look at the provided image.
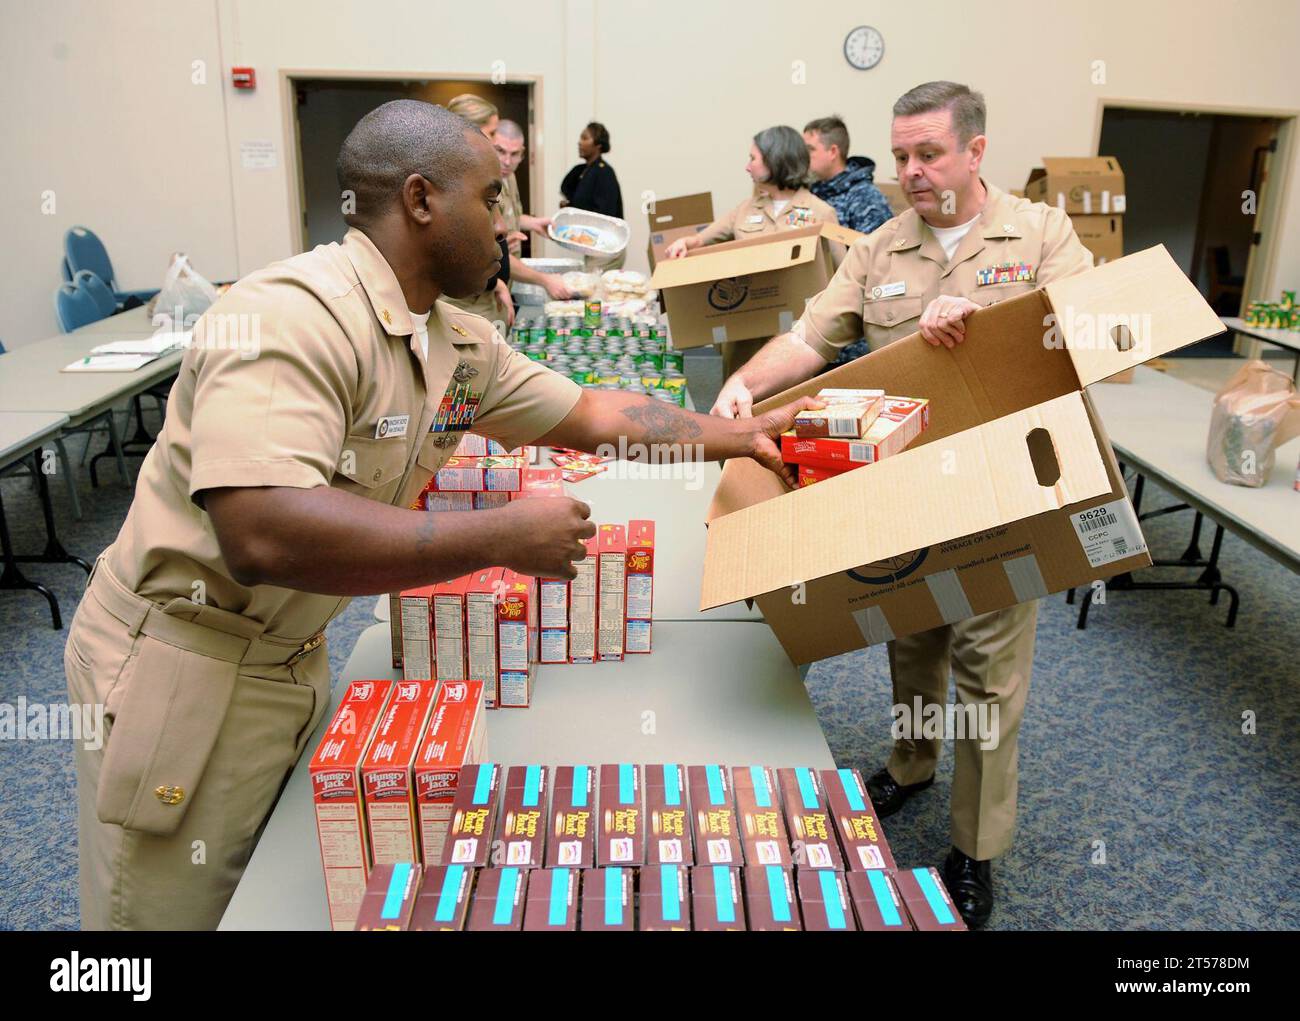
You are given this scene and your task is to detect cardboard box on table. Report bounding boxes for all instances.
[646,192,715,268]
[649,223,848,351]
[1024,157,1126,215]
[1070,214,1124,265]
[701,247,1222,665]
[874,179,909,217]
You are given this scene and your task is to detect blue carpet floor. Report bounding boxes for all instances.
[1,391,1296,931]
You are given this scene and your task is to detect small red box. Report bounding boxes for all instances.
[497,569,538,707]
[625,519,655,653]
[433,576,470,681]
[398,585,435,680]
[413,680,486,866]
[464,568,504,708]
[797,462,854,487]
[568,535,599,663]
[362,680,440,867]
[597,524,627,661]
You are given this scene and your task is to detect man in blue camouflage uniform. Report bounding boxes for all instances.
[804,116,894,365]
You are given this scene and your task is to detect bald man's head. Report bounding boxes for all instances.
[336,99,505,300]
[495,119,524,141]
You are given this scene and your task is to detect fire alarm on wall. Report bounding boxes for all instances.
[232,67,256,89]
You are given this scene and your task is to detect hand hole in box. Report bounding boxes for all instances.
[1025,427,1061,487]
[1110,324,1134,352]
[790,244,802,260]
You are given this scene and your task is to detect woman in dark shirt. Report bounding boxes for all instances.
[560,121,623,219]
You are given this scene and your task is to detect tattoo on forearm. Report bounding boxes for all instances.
[617,399,704,445]
[414,510,436,554]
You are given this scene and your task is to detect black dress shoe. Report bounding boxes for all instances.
[941,847,993,929]
[865,768,934,818]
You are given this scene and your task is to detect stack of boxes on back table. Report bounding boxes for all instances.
[1023,157,1126,267]
[351,762,966,931]
[782,388,931,486]
[390,442,656,709]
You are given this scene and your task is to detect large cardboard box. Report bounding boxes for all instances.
[649,225,841,350]
[1070,213,1124,265]
[1025,157,1126,215]
[646,192,715,268]
[701,246,1222,664]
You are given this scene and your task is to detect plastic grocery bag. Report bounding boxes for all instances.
[151,253,218,325]
[1206,360,1300,487]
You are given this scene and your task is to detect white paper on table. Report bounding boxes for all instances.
[62,353,161,372]
[90,330,190,356]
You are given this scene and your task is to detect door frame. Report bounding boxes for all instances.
[279,68,543,253]
[1092,98,1296,353]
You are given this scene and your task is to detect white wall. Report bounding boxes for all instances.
[4,0,1300,348]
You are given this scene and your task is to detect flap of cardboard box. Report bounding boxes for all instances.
[1041,156,1123,177]
[699,391,1112,610]
[650,226,825,289]
[819,223,869,248]
[1044,246,1224,387]
[647,193,714,232]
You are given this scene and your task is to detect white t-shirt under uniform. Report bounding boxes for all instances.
[929,213,981,262]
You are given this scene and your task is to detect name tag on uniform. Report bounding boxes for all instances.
[746,214,765,224]
[870,281,907,300]
[374,415,409,439]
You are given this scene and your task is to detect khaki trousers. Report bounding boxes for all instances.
[64,558,332,930]
[885,600,1038,861]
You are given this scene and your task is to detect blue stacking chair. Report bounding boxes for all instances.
[63,226,158,308]
[54,281,106,333]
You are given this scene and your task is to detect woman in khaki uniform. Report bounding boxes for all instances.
[665,126,839,375]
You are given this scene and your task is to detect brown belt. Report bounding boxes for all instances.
[86,557,325,668]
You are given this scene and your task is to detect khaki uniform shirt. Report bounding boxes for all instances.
[796,182,1093,360]
[105,228,581,642]
[501,172,524,256]
[696,186,839,246]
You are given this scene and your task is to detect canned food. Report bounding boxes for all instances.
[584,300,602,327]
[660,370,687,394]
[663,351,685,373]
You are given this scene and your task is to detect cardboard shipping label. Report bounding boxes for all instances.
[354,862,422,931]
[409,864,473,931]
[795,868,857,931]
[846,870,912,931]
[690,865,746,931]
[310,680,395,931]
[413,680,486,866]
[687,765,743,866]
[569,535,599,663]
[523,867,580,931]
[820,767,896,871]
[597,524,627,661]
[625,519,655,653]
[548,765,596,868]
[500,765,548,868]
[362,680,440,866]
[466,866,526,931]
[733,765,793,867]
[893,866,968,932]
[1069,498,1147,568]
[598,763,644,866]
[776,768,844,871]
[743,865,801,931]
[640,863,691,931]
[440,761,500,868]
[644,762,692,865]
[581,866,634,931]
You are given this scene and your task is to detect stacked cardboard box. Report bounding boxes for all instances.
[1024,157,1125,265]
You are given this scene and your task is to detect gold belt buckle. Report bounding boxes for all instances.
[286,631,325,667]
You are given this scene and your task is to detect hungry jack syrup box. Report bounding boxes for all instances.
[776,767,844,871]
[433,576,470,681]
[597,524,627,661]
[523,867,580,930]
[362,680,440,866]
[466,865,526,931]
[409,864,474,931]
[598,763,644,866]
[640,863,691,931]
[464,568,505,708]
[893,866,968,932]
[440,761,501,868]
[690,865,746,931]
[354,862,422,931]
[687,765,743,866]
[496,569,538,708]
[581,866,634,931]
[780,396,931,469]
[500,765,548,868]
[846,870,912,931]
[644,763,693,865]
[795,868,857,931]
[819,767,896,871]
[547,765,597,868]
[413,680,486,865]
[432,454,525,492]
[625,519,655,653]
[733,765,794,867]
[398,585,435,680]
[569,535,599,663]
[743,865,801,931]
[310,680,395,931]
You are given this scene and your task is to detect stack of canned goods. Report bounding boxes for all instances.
[1243,290,1299,331]
[509,305,689,406]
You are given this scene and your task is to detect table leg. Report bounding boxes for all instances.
[0,488,62,629]
[53,437,83,520]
